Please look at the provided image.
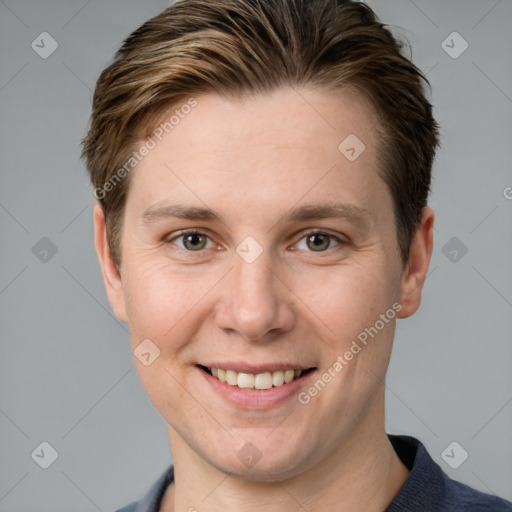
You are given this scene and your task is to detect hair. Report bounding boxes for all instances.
[81,0,440,268]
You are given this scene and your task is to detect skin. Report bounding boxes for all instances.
[94,85,434,511]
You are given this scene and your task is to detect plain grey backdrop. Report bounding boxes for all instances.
[0,0,511,510]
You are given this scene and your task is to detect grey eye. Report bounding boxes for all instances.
[172,232,211,251]
[296,232,341,252]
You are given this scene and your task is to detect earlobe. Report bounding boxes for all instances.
[93,202,128,322]
[397,206,435,319]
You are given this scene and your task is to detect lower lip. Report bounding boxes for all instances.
[197,366,317,409]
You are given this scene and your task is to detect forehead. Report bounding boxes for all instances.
[125,86,388,220]
[168,85,380,156]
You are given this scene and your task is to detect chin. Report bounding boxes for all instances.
[202,438,314,482]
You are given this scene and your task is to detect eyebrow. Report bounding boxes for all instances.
[140,202,372,229]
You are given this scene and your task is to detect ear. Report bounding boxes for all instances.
[93,202,128,322]
[397,206,434,319]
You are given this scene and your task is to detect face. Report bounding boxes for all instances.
[95,86,433,480]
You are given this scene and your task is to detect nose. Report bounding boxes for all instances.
[214,247,296,342]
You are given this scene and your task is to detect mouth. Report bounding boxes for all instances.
[197,364,317,391]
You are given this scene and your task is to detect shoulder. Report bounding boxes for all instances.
[112,503,137,512]
[440,474,512,512]
[386,434,512,512]
[111,464,174,512]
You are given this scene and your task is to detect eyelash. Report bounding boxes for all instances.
[166,229,347,254]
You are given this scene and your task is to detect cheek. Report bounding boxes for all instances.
[122,257,221,346]
[294,260,396,346]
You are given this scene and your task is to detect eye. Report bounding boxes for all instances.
[295,231,344,252]
[166,229,346,254]
[168,230,214,251]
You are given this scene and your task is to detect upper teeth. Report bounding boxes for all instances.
[209,367,303,390]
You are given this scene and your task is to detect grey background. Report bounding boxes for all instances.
[0,0,511,510]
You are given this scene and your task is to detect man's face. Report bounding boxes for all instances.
[97,86,428,480]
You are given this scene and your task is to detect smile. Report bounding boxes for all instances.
[198,365,316,390]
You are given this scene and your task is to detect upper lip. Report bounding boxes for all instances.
[198,362,317,374]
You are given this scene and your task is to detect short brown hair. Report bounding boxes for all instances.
[81,0,440,268]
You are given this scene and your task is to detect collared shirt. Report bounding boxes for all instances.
[113,434,512,512]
